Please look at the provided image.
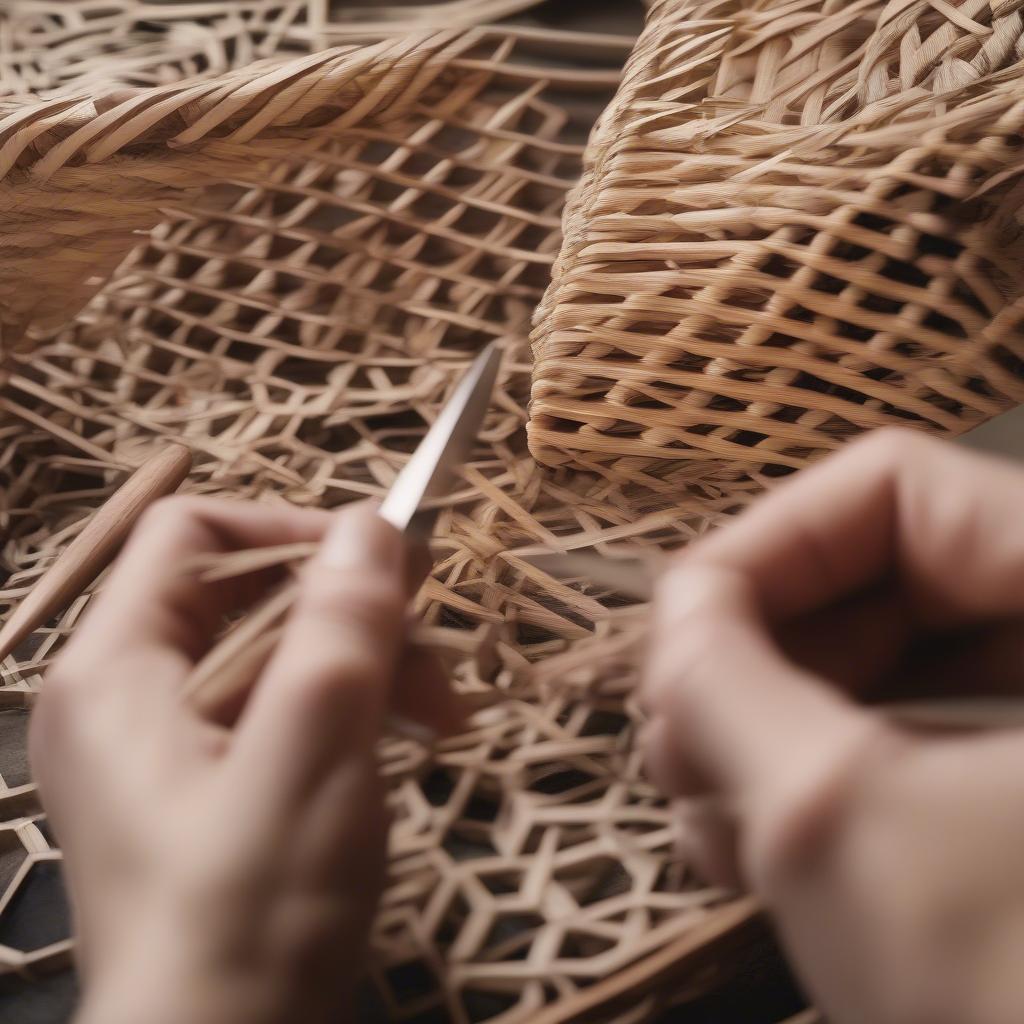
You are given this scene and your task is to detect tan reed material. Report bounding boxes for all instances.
[530,0,1024,492]
[0,3,761,1021]
[0,444,192,661]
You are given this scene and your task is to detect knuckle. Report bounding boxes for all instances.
[300,568,403,630]
[675,615,741,680]
[851,425,933,465]
[134,495,210,546]
[290,650,383,721]
[305,645,382,692]
[644,615,739,714]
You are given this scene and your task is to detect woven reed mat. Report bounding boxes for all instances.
[0,4,770,1023]
[530,0,1024,493]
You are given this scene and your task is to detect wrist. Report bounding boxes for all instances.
[74,904,360,1024]
[74,917,287,1024]
[77,965,300,1024]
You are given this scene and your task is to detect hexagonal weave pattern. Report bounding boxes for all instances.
[0,4,758,1023]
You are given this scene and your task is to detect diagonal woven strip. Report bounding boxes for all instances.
[0,4,761,1022]
[530,0,1024,492]
[0,30,486,345]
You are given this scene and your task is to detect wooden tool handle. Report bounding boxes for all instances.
[0,444,193,662]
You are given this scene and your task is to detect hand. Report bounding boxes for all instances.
[30,499,462,1024]
[642,429,1024,1024]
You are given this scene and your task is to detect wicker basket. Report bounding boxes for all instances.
[530,0,1024,494]
[0,4,763,1023]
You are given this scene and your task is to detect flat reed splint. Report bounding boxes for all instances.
[530,0,1024,491]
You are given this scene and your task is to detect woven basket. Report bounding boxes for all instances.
[530,0,1024,493]
[0,4,765,1023]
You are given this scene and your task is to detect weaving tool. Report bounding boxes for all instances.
[183,343,503,716]
[0,444,193,664]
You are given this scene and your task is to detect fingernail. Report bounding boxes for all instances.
[321,503,404,573]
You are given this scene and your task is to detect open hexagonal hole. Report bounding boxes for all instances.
[0,858,70,952]
[384,958,438,1002]
[478,867,524,897]
[655,861,688,892]
[0,711,31,788]
[442,827,498,862]
[580,709,630,737]
[460,986,520,1023]
[526,763,600,797]
[419,767,456,808]
[0,826,27,896]
[441,786,502,862]
[557,930,617,959]
[554,856,632,907]
[463,791,501,823]
[481,912,545,962]
[435,889,471,946]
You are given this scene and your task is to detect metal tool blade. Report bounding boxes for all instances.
[378,342,502,539]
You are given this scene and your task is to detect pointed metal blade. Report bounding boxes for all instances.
[378,342,502,539]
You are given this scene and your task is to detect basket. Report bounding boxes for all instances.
[0,4,763,1023]
[530,0,1024,493]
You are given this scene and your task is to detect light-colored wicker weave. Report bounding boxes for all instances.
[0,4,760,1023]
[530,0,1024,492]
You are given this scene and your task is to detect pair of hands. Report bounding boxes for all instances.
[31,430,1024,1024]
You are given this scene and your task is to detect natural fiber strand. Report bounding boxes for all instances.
[530,0,1024,494]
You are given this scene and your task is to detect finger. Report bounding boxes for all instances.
[392,648,467,738]
[58,497,333,685]
[641,716,710,798]
[233,504,407,797]
[674,799,742,890]
[686,429,1024,627]
[643,563,890,857]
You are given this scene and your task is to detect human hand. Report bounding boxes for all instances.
[30,499,462,1024]
[642,430,1024,1024]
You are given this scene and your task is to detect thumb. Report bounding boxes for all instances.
[642,564,891,880]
